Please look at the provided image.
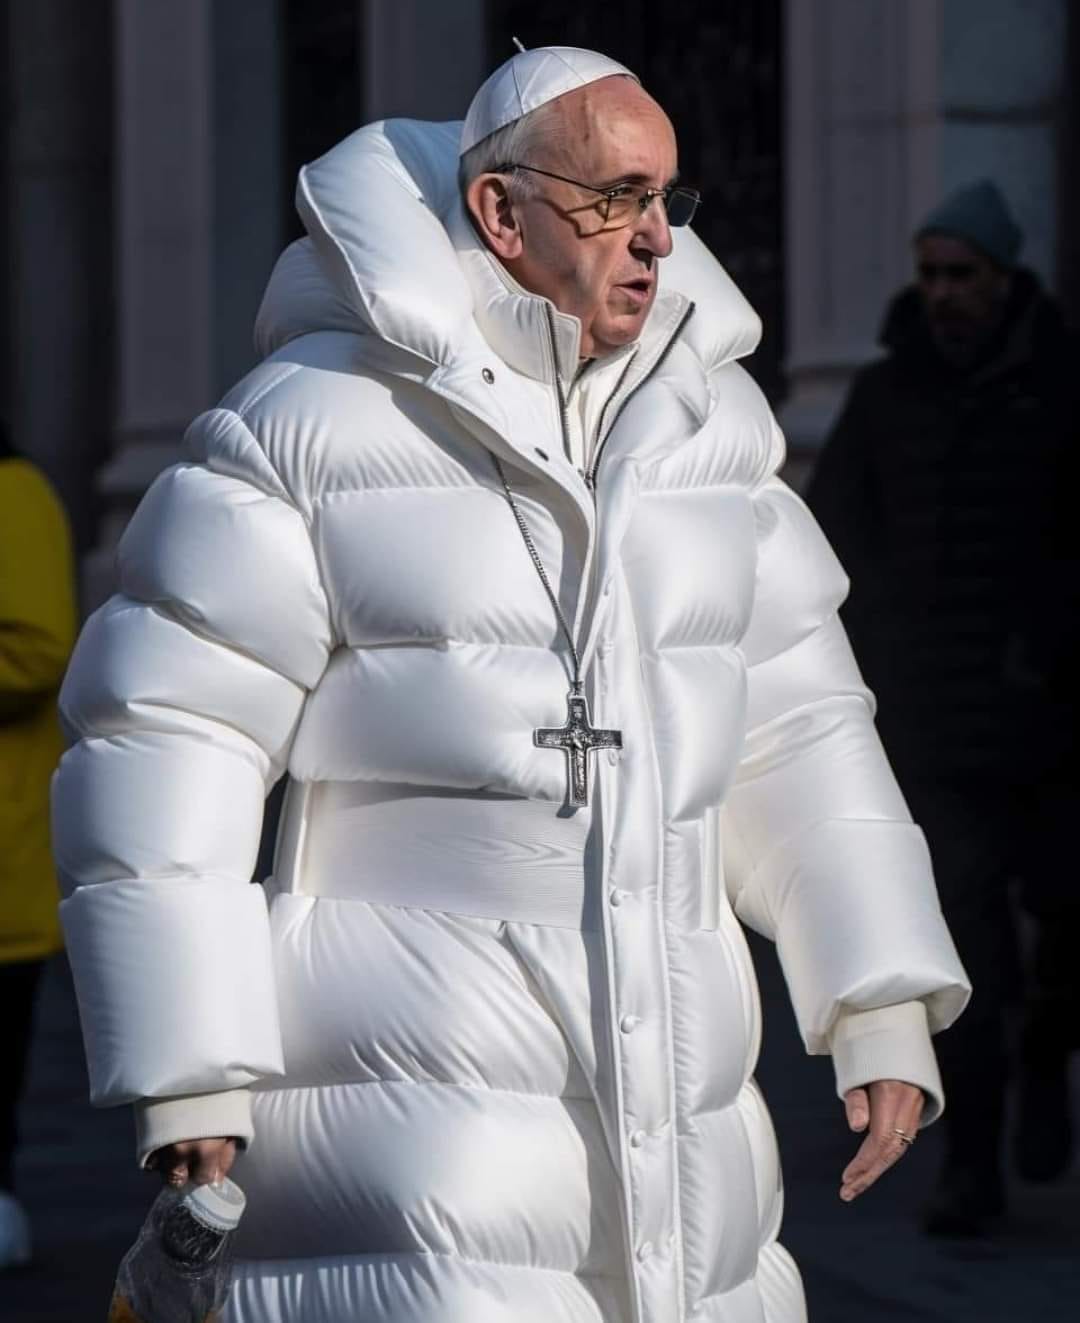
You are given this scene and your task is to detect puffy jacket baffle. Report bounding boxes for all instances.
[53,120,969,1323]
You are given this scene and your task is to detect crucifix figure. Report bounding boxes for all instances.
[535,687,623,808]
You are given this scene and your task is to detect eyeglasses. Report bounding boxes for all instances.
[495,162,702,229]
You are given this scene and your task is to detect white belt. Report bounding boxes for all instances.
[276,780,599,930]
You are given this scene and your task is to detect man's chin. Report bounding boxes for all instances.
[930,325,981,364]
[591,307,651,355]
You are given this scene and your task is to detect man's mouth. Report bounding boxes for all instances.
[617,278,654,306]
[929,312,974,340]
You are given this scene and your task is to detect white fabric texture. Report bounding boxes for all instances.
[460,45,637,153]
[54,116,970,1323]
[135,1089,254,1169]
[828,1002,944,1121]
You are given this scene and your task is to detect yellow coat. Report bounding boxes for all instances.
[0,457,76,963]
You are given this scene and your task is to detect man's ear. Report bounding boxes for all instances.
[466,174,524,261]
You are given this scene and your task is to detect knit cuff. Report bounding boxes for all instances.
[829,1001,944,1126]
[133,1088,254,1169]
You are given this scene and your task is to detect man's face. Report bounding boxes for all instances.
[914,234,1011,364]
[500,78,678,358]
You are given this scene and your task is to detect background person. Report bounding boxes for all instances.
[0,420,77,1268]
[807,179,1080,1236]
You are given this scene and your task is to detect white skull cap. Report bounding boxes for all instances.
[460,46,639,156]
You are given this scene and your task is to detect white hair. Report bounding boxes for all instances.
[457,100,563,202]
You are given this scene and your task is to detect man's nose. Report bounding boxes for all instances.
[636,196,673,258]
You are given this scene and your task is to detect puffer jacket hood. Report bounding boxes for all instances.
[255,118,762,379]
[56,118,968,1323]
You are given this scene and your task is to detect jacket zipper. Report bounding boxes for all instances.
[542,300,697,1312]
[584,350,640,493]
[542,300,697,650]
[585,301,697,493]
[542,300,697,496]
[545,298,693,650]
[543,304,574,464]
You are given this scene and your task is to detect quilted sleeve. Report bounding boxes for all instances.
[52,408,333,1107]
[721,473,970,1058]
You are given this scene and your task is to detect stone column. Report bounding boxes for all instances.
[112,0,213,461]
[212,1,283,397]
[781,0,1067,469]
[362,0,487,122]
[938,0,1066,285]
[3,1,112,549]
[83,0,214,609]
[85,0,283,611]
[781,0,945,463]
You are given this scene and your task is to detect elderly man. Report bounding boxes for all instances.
[808,181,1079,1237]
[55,48,967,1323]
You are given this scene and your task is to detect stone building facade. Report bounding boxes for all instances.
[1,0,1074,604]
[781,0,1072,460]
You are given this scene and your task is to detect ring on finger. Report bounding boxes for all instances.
[892,1127,916,1148]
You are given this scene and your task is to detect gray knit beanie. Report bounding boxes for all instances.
[915,179,1022,268]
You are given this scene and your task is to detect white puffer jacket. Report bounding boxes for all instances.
[54,120,968,1323]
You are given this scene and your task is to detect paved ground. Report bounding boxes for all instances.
[0,957,148,1320]
[2,945,1077,1321]
[748,934,1080,1323]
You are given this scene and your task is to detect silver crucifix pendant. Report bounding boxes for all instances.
[535,688,623,808]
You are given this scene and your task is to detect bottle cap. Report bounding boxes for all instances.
[183,1177,246,1232]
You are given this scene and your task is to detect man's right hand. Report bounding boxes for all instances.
[147,1137,237,1187]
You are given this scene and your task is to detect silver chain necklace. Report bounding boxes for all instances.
[493,455,622,808]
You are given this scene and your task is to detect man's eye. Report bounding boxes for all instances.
[605,186,635,201]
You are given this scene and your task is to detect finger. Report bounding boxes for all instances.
[844,1087,870,1133]
[881,1093,922,1167]
[899,1087,924,1137]
[842,1125,908,1186]
[840,1129,907,1200]
[162,1157,189,1188]
[841,1084,920,1200]
[217,1140,238,1181]
[190,1144,224,1187]
[874,1083,923,1152]
[150,1144,188,1188]
[841,1131,881,1192]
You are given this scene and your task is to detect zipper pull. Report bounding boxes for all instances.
[584,469,596,492]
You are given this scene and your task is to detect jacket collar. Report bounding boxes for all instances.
[284,117,759,369]
[446,199,583,384]
[445,195,696,396]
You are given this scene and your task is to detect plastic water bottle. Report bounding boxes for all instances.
[107,1178,245,1323]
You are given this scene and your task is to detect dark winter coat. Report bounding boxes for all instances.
[806,271,1080,783]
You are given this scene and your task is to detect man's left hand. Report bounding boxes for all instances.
[839,1079,923,1202]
